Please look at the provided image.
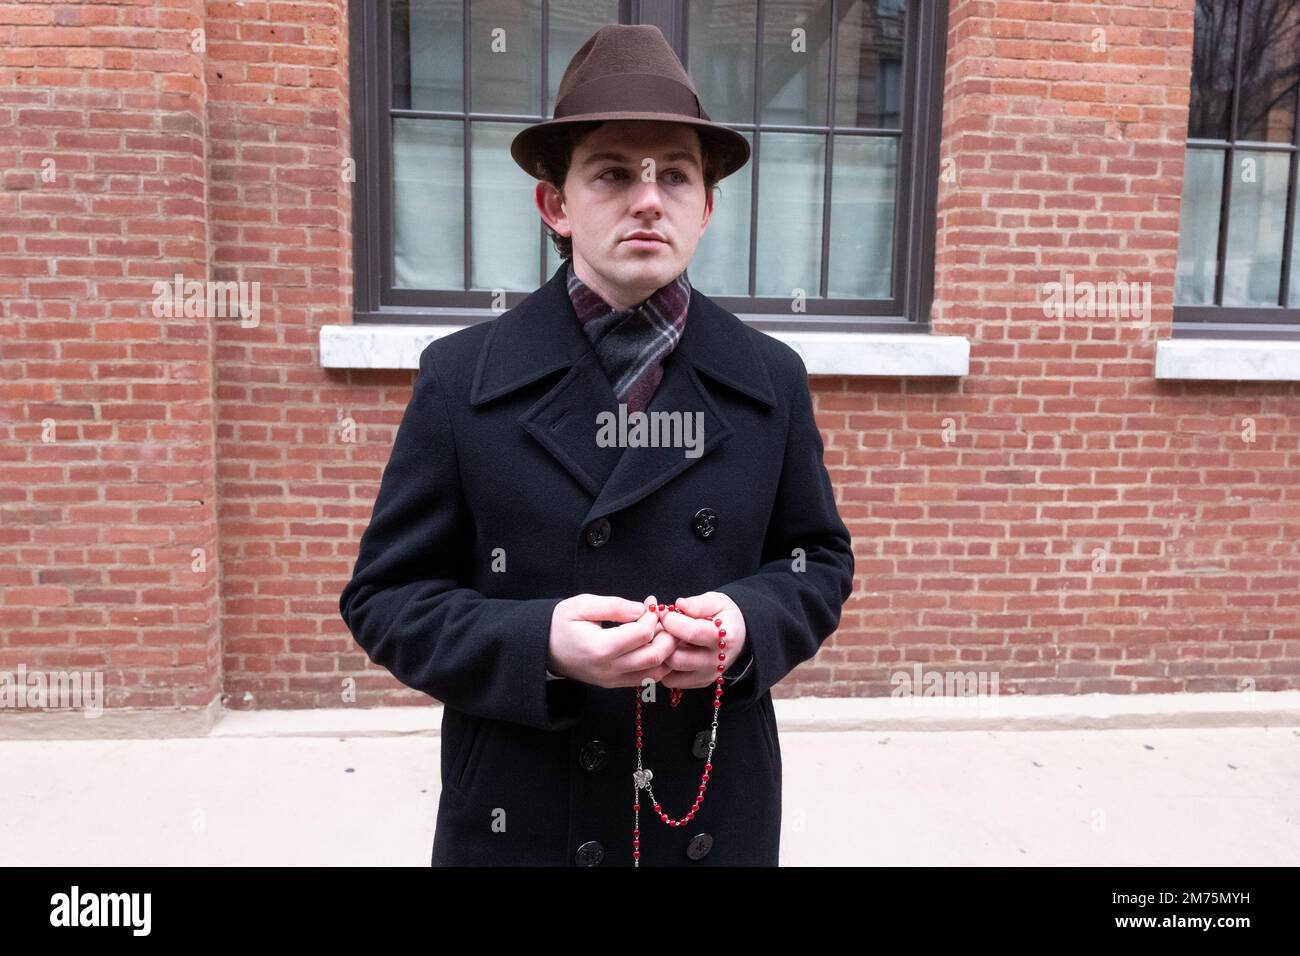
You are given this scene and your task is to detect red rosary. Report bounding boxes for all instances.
[632,601,728,867]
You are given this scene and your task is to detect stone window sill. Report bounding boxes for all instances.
[1155,339,1300,381]
[320,325,971,377]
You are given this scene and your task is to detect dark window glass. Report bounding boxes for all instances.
[1236,0,1300,142]
[1188,0,1237,141]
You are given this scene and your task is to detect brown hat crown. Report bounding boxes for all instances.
[510,24,750,182]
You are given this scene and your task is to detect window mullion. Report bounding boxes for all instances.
[818,0,839,301]
[749,1,764,300]
[1279,39,1300,308]
[1212,0,1247,307]
[539,0,550,287]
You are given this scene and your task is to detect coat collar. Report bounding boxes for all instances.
[469,260,778,522]
[471,260,776,408]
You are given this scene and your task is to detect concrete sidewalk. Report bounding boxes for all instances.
[2,691,1298,866]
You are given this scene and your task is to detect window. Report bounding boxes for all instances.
[349,0,948,331]
[1175,0,1300,334]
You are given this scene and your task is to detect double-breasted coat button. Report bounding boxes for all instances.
[584,517,611,548]
[686,832,713,861]
[575,840,604,866]
[691,730,711,760]
[579,739,609,772]
[692,507,719,539]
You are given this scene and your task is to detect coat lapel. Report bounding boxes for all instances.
[470,260,780,522]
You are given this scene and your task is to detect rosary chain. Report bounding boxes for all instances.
[632,602,728,867]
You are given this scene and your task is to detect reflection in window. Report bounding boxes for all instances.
[371,0,937,319]
[389,0,619,291]
[689,0,907,301]
[1176,0,1300,317]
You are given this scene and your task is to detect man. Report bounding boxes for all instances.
[339,24,854,867]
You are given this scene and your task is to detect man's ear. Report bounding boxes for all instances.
[535,180,572,237]
[698,184,714,233]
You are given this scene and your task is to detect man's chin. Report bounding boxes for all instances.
[615,249,678,275]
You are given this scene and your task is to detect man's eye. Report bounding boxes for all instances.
[599,168,629,181]
[664,170,689,184]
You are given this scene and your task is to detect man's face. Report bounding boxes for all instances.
[537,120,713,309]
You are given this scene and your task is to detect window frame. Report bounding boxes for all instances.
[349,0,948,334]
[1175,0,1300,341]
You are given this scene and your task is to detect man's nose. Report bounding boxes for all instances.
[627,174,666,214]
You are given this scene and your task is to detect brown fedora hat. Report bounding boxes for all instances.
[510,23,750,183]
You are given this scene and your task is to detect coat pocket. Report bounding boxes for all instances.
[757,693,780,765]
[449,713,489,794]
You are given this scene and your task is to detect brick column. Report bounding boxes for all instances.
[203,0,355,709]
[0,0,219,733]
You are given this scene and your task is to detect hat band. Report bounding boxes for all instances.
[554,72,703,120]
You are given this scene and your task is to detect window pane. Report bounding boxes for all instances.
[391,0,462,112]
[762,0,833,126]
[828,135,896,297]
[756,132,825,297]
[835,0,907,129]
[1290,165,1300,305]
[1188,0,1237,140]
[1222,149,1289,306]
[689,130,754,295]
[470,0,541,115]
[1236,0,1300,142]
[688,0,757,123]
[548,1,623,115]
[471,122,541,291]
[393,118,464,289]
[1174,148,1225,305]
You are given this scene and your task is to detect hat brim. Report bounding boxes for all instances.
[510,113,751,184]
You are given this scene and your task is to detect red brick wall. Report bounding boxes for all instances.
[200,0,355,709]
[0,0,220,711]
[2,1,1297,726]
[924,0,1300,694]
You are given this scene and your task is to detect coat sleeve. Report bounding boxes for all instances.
[713,351,854,713]
[339,344,587,732]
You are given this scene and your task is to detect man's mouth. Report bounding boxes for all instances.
[622,234,668,249]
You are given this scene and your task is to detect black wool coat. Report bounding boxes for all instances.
[339,261,855,867]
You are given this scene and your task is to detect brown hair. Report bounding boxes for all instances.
[532,121,724,260]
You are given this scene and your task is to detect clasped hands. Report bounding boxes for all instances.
[547,590,748,691]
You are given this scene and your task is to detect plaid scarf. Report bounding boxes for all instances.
[565,259,691,414]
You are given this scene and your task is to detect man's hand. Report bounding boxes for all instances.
[547,593,678,688]
[655,591,748,690]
